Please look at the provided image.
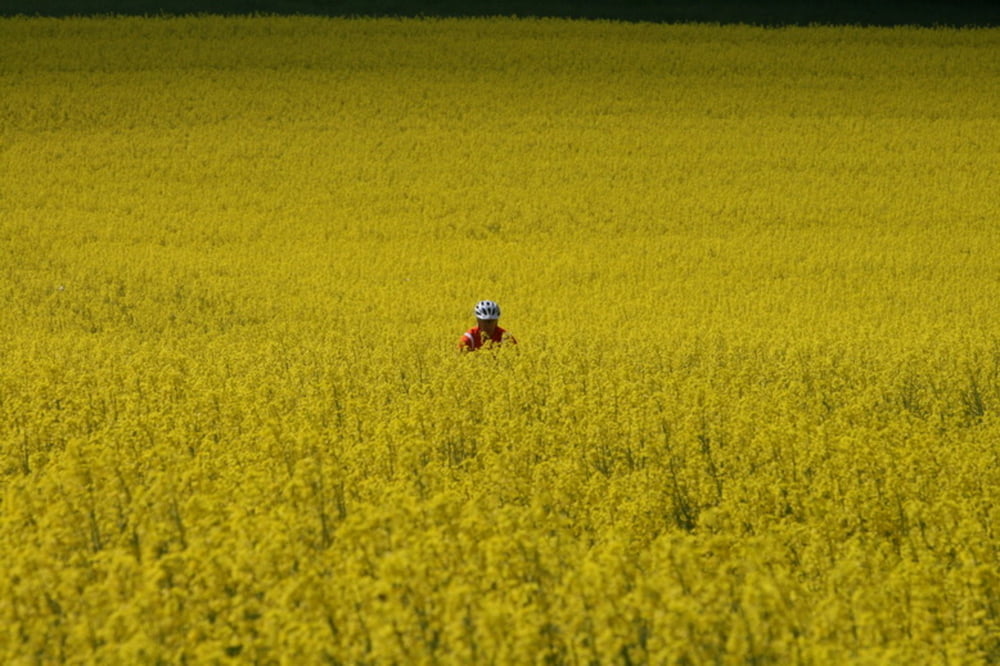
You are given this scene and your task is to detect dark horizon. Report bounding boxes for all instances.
[2,0,999,26]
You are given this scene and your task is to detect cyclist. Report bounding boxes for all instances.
[458,300,517,351]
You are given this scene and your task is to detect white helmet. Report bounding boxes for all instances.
[474,300,501,319]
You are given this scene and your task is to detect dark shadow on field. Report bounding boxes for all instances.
[2,0,999,26]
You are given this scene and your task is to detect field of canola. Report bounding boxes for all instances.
[2,16,999,664]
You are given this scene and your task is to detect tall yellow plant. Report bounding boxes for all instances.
[1,15,998,664]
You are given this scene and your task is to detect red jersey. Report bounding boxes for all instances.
[458,326,516,351]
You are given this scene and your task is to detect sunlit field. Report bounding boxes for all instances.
[1,16,998,663]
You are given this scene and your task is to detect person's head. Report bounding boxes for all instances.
[474,300,501,334]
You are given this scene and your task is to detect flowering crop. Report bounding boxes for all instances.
[1,16,998,664]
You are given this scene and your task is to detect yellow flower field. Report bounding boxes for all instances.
[1,15,998,663]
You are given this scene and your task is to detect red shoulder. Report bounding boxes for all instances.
[459,327,479,348]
